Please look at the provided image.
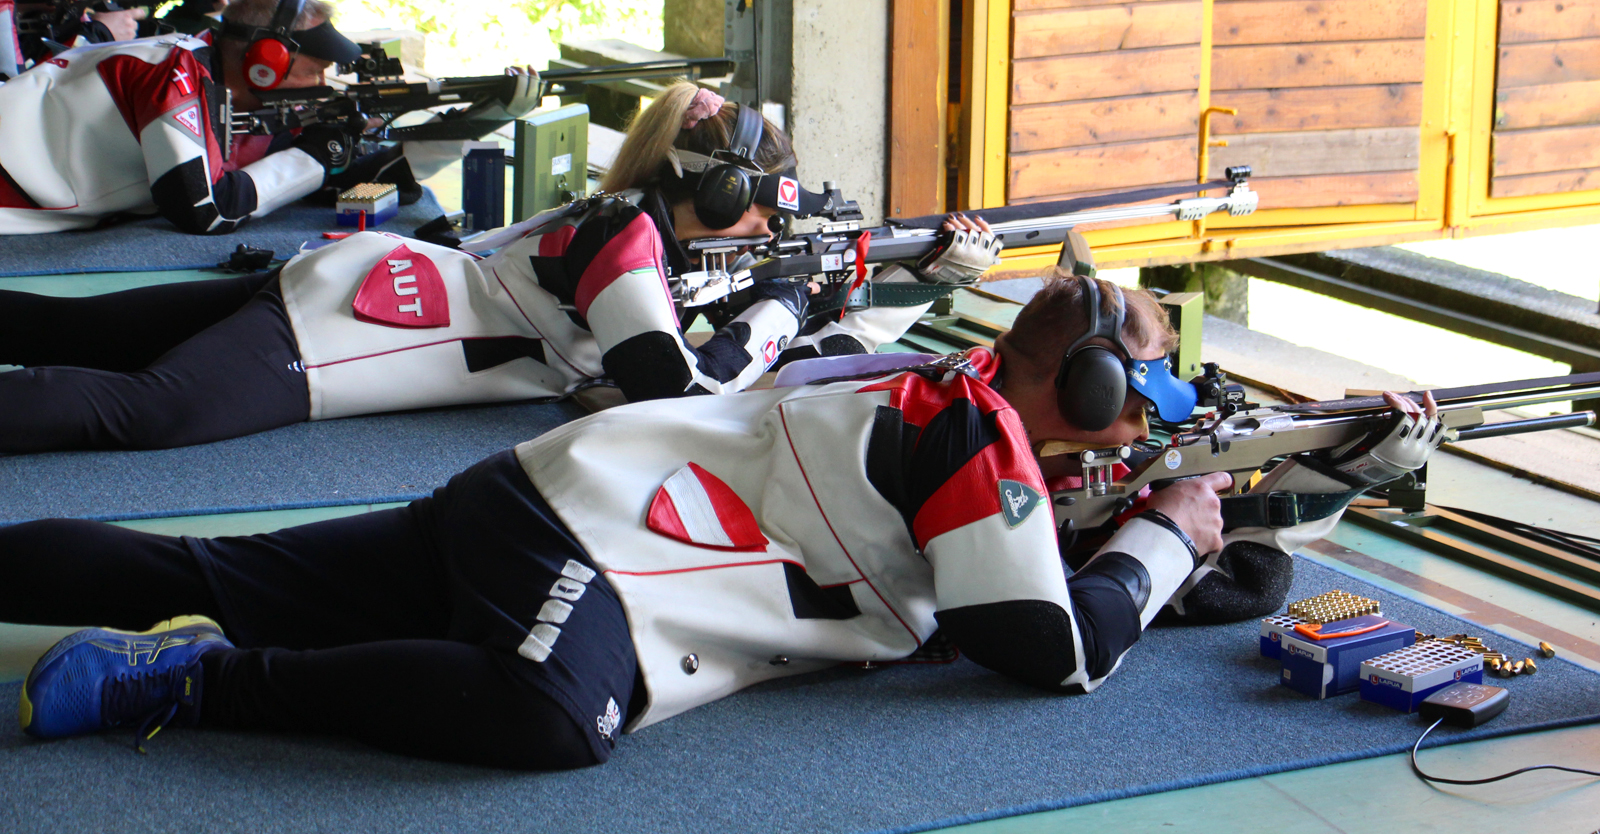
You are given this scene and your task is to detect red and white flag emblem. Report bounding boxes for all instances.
[352,244,451,328]
[776,177,799,211]
[646,463,769,551]
[172,104,202,137]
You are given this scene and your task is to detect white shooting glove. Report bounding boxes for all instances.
[470,67,542,121]
[1326,407,1447,486]
[914,227,1003,284]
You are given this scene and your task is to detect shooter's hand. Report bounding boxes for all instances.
[293,123,358,177]
[495,66,542,120]
[1145,471,1231,557]
[745,278,810,323]
[914,213,1002,284]
[1328,390,1444,486]
[90,7,146,40]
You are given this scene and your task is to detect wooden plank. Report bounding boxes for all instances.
[1206,127,1421,177]
[1012,46,1200,105]
[1013,2,1201,59]
[1211,42,1426,89]
[1015,0,1171,9]
[1499,0,1600,44]
[1212,0,1425,46]
[1491,165,1600,197]
[889,0,947,218]
[1249,171,1420,207]
[1009,137,1198,198]
[1495,79,1600,129]
[1492,124,1600,176]
[1498,39,1600,88]
[1010,91,1198,151]
[1211,84,1423,133]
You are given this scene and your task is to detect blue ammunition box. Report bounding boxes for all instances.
[1359,641,1485,713]
[1278,615,1416,699]
[1260,614,1305,660]
[335,184,400,227]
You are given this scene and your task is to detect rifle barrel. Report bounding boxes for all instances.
[1453,411,1595,441]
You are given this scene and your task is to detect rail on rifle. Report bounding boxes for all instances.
[672,167,1259,310]
[231,52,736,143]
[1048,369,1600,533]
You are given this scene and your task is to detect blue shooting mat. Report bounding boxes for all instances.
[2,557,1597,834]
[0,400,587,526]
[0,189,446,278]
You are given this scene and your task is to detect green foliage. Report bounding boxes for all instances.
[336,0,662,76]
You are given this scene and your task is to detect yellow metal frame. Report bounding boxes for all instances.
[961,0,1600,275]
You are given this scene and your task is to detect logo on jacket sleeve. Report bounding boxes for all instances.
[998,479,1043,529]
[647,463,770,551]
[597,697,621,741]
[172,104,203,137]
[352,243,452,328]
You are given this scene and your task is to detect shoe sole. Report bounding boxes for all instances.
[19,615,225,734]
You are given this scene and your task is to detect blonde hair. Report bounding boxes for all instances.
[600,82,797,197]
[1000,273,1179,381]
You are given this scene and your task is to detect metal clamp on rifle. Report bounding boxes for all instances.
[674,235,768,307]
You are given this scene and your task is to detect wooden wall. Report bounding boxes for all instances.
[1007,0,1204,206]
[1006,0,1428,213]
[1492,0,1600,197]
[1205,0,1426,209]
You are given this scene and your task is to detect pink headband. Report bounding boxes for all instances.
[681,88,727,131]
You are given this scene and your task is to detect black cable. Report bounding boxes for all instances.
[1410,718,1600,785]
[1435,505,1600,562]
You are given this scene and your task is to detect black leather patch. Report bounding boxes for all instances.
[461,337,546,372]
[693,330,754,383]
[819,334,868,356]
[784,563,861,620]
[602,330,693,401]
[1074,551,1152,612]
[936,599,1078,690]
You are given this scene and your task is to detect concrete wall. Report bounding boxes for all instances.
[657,0,891,224]
[785,0,889,224]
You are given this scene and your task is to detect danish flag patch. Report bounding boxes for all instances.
[172,104,203,137]
[352,244,451,328]
[646,463,769,551]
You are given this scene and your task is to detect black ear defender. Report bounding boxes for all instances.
[690,103,765,229]
[1055,275,1132,432]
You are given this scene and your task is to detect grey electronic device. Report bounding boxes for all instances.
[512,104,590,223]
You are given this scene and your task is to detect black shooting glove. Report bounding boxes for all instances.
[293,123,358,178]
[745,278,810,323]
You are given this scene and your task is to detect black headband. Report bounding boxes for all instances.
[217,19,363,65]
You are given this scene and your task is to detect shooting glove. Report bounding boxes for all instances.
[1324,407,1447,486]
[914,227,1003,284]
[469,67,542,121]
[293,124,358,177]
[745,278,810,323]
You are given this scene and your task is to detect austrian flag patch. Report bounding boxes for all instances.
[352,243,451,328]
[646,463,769,551]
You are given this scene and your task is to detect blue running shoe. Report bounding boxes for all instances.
[20,615,232,752]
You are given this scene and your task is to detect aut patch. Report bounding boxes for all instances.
[998,479,1043,529]
[352,244,451,328]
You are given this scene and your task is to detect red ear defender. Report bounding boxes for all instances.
[244,37,292,90]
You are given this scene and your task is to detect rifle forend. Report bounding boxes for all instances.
[1047,371,1600,534]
